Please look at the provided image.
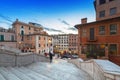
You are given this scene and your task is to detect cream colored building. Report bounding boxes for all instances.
[12,19,53,54]
[0,27,16,48]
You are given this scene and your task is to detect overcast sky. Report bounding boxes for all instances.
[0,0,95,34]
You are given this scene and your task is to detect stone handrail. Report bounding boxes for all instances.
[0,45,21,54]
[0,51,49,67]
[68,59,120,80]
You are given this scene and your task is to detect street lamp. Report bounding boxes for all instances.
[19,41,21,49]
[105,43,108,58]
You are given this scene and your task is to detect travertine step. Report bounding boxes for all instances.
[16,67,53,80]
[6,67,33,80]
[0,67,21,80]
[0,59,93,80]
[0,73,6,80]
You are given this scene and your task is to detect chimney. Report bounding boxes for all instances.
[81,18,87,24]
[16,18,18,22]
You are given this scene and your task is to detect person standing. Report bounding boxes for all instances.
[49,51,53,63]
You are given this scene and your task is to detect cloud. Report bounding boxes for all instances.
[58,18,70,26]
[67,27,77,31]
[44,27,64,33]
[0,21,12,28]
[0,21,11,25]
[36,23,64,33]
[0,14,13,22]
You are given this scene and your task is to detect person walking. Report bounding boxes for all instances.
[49,51,53,63]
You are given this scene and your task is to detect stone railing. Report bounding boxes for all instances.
[68,59,120,80]
[0,50,49,67]
[0,45,21,54]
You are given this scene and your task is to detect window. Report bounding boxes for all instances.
[109,0,114,2]
[99,10,105,18]
[110,24,117,35]
[0,35,4,41]
[21,26,24,28]
[99,26,105,35]
[39,44,41,47]
[29,27,31,30]
[11,35,14,41]
[109,44,117,55]
[39,50,41,53]
[21,30,24,35]
[99,0,106,5]
[110,7,117,16]
[82,29,87,37]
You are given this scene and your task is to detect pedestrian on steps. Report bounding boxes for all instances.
[49,51,53,63]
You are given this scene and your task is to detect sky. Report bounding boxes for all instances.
[0,0,95,34]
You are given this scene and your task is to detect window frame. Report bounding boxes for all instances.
[99,26,105,35]
[99,0,106,5]
[110,24,117,35]
[109,44,117,55]
[99,10,105,18]
[110,7,117,16]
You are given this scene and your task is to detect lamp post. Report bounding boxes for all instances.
[105,43,108,58]
[56,46,58,53]
[19,41,21,49]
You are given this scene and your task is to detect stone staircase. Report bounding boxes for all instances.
[0,60,93,80]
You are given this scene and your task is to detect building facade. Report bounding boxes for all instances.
[12,19,53,54]
[52,34,78,54]
[57,34,69,53]
[95,0,120,21]
[68,34,78,54]
[75,0,120,60]
[0,27,16,48]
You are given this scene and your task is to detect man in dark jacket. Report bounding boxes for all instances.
[49,51,53,63]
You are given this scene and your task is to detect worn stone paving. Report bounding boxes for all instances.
[0,59,93,80]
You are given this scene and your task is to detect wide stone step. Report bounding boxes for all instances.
[27,61,92,80]
[27,63,72,80]
[16,67,53,80]
[0,73,6,80]
[0,67,21,80]
[6,67,33,80]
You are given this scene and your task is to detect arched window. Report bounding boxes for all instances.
[21,26,24,28]
[21,30,24,35]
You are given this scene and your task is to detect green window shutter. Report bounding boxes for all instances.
[0,35,4,41]
[0,35,1,41]
[21,30,24,35]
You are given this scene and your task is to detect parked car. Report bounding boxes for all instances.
[71,55,79,59]
[61,53,79,59]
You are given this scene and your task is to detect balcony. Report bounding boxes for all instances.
[87,36,97,42]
